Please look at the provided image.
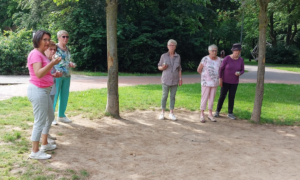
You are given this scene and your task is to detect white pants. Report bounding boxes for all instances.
[27,83,54,141]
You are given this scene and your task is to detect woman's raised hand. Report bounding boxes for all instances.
[52,55,62,65]
[162,64,168,70]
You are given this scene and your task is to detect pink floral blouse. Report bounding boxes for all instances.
[200,56,221,87]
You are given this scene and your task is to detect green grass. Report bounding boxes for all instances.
[243,60,300,73]
[65,83,299,124]
[3,131,21,142]
[270,67,300,73]
[0,83,300,178]
[70,70,198,76]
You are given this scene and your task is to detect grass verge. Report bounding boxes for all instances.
[243,60,300,73]
[0,83,299,178]
[70,70,198,76]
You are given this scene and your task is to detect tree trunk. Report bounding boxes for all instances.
[290,22,298,45]
[285,3,296,45]
[251,0,270,123]
[286,24,292,45]
[105,0,120,117]
[269,12,277,46]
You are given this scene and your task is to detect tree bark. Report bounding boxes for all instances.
[286,24,292,45]
[251,0,270,123]
[285,2,296,45]
[269,12,277,46]
[290,21,298,44]
[106,0,120,117]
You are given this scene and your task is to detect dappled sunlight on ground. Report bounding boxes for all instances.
[30,110,300,179]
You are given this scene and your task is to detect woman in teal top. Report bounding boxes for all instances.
[53,30,76,123]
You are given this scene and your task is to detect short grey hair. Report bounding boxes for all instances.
[57,30,69,37]
[208,44,218,51]
[167,39,177,46]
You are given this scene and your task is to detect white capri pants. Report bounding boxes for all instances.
[27,83,54,141]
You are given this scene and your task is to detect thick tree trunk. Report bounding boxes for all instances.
[106,0,120,117]
[251,0,270,123]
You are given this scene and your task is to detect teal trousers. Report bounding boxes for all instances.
[53,76,71,117]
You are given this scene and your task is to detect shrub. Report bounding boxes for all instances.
[0,29,32,75]
[266,43,300,64]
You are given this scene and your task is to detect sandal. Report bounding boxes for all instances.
[200,116,206,123]
[208,116,217,122]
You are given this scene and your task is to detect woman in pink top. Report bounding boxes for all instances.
[197,44,221,123]
[27,30,62,160]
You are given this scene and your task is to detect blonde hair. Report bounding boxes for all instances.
[49,40,56,48]
[167,39,177,46]
[57,30,69,37]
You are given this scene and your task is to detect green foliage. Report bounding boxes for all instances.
[2,0,298,73]
[266,43,300,64]
[53,0,79,6]
[0,29,32,75]
[5,0,242,73]
[0,0,20,32]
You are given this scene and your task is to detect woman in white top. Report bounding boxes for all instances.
[197,44,221,123]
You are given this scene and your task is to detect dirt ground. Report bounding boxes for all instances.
[42,110,300,180]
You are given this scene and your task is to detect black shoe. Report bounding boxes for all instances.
[214,111,220,117]
[227,114,236,120]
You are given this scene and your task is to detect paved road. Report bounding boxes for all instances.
[0,65,299,101]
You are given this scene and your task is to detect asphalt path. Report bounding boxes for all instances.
[0,65,299,101]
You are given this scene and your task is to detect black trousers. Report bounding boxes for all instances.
[216,82,238,114]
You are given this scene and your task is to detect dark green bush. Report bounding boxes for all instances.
[5,0,242,74]
[266,43,300,64]
[0,29,32,75]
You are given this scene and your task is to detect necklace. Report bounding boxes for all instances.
[58,43,67,51]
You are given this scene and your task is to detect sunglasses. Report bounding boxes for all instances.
[61,36,69,39]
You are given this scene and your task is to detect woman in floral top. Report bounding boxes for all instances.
[53,30,76,123]
[197,44,221,123]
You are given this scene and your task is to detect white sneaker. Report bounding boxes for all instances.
[40,144,57,151]
[48,134,56,140]
[29,151,51,159]
[159,113,164,120]
[169,113,177,121]
[47,138,56,144]
[52,119,58,125]
[58,117,72,123]
[40,135,56,144]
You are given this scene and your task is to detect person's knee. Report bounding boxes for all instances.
[162,95,168,101]
[48,113,55,122]
[229,92,236,99]
[170,96,176,101]
[33,122,45,132]
[219,93,227,99]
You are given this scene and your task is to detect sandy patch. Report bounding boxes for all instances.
[41,110,300,180]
